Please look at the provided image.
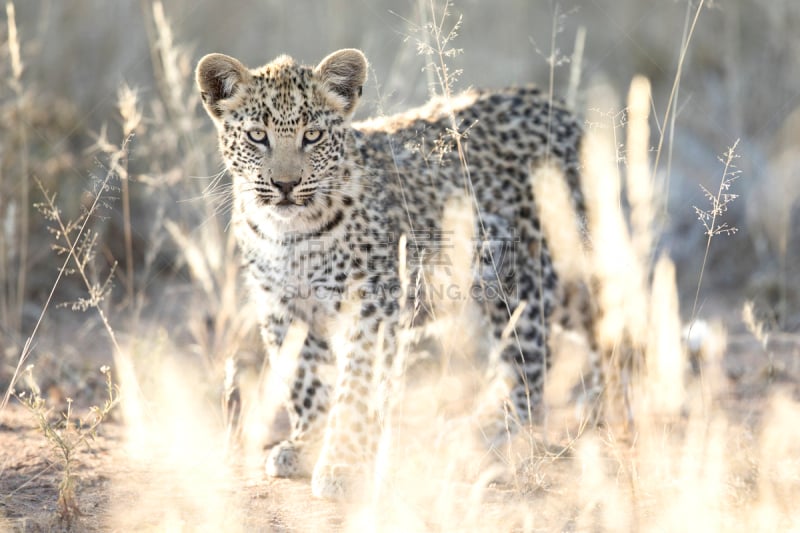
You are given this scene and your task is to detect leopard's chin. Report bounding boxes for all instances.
[270,203,302,218]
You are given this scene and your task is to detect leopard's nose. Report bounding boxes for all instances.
[271,177,300,195]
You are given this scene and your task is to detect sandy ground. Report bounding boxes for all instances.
[0,404,347,532]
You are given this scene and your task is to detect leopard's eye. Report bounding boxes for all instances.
[247,128,269,146]
[302,129,323,146]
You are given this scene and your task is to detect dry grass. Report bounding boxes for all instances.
[1,0,799,531]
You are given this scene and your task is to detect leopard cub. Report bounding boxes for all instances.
[196,48,586,499]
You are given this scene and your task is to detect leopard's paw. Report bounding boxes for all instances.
[265,440,303,478]
[311,463,358,500]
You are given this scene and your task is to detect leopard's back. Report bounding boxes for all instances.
[353,86,585,240]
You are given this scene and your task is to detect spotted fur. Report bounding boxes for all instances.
[196,49,588,499]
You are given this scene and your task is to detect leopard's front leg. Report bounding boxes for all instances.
[262,314,333,478]
[311,293,399,499]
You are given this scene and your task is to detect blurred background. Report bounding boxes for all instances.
[1,0,799,392]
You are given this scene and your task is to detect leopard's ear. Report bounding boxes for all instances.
[196,53,250,120]
[314,49,367,117]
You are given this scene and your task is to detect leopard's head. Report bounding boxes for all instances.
[196,49,367,224]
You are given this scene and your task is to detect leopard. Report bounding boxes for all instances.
[195,48,590,499]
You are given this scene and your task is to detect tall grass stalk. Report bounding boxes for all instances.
[652,0,705,207]
[645,254,683,415]
[565,26,586,111]
[3,0,28,338]
[117,84,141,307]
[690,139,741,325]
[626,76,654,265]
[663,1,693,216]
[582,83,644,428]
